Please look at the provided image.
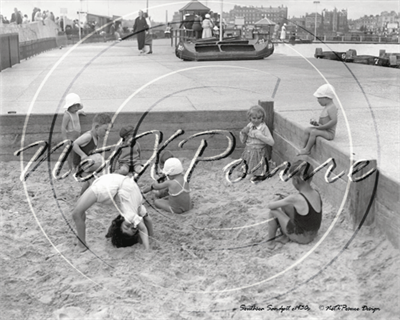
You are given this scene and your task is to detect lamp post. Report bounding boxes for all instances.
[313,1,320,41]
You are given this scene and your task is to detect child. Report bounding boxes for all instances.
[73,113,112,194]
[61,93,84,171]
[147,158,191,214]
[116,125,142,176]
[267,160,322,249]
[297,84,338,155]
[72,173,152,251]
[240,105,275,176]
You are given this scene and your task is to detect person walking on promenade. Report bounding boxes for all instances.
[133,10,149,55]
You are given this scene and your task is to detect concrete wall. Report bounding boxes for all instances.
[0,110,248,163]
[0,20,59,42]
[272,112,399,249]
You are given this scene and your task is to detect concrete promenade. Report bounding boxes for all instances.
[1,38,399,179]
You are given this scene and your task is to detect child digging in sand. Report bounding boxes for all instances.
[266,160,322,249]
[116,125,143,176]
[73,113,112,194]
[240,105,274,176]
[146,157,191,214]
[297,84,338,156]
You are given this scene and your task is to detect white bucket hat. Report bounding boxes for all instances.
[205,14,210,19]
[162,158,183,176]
[64,93,83,109]
[313,84,336,99]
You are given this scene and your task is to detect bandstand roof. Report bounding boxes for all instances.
[179,0,210,12]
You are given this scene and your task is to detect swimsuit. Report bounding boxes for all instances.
[287,192,322,235]
[168,179,191,214]
[73,134,97,166]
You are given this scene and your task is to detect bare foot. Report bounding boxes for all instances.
[267,241,276,250]
[75,242,88,253]
[297,149,311,156]
[276,234,290,244]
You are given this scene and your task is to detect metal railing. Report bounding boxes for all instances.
[19,38,58,60]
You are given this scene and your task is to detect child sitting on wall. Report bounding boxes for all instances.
[297,84,338,156]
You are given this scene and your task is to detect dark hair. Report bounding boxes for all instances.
[159,150,174,167]
[93,113,112,126]
[119,125,135,140]
[106,215,141,248]
[289,160,314,181]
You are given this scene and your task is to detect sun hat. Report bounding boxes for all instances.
[313,84,336,99]
[119,125,135,139]
[162,158,183,176]
[205,14,210,18]
[64,93,83,109]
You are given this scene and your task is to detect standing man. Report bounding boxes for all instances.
[10,8,22,25]
[133,10,149,55]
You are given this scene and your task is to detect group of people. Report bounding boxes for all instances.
[180,12,226,39]
[63,83,338,253]
[0,7,56,26]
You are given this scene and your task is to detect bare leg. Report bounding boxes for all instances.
[154,198,173,213]
[298,129,333,155]
[137,220,149,250]
[144,215,154,238]
[267,204,296,249]
[72,189,97,250]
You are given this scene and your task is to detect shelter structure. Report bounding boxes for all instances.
[179,0,210,20]
[253,17,276,40]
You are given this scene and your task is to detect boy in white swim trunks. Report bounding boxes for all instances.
[72,173,153,251]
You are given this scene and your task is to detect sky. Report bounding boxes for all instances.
[1,0,399,22]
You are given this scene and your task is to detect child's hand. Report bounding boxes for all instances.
[241,126,250,135]
[310,119,319,126]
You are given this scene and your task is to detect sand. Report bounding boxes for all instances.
[1,158,399,320]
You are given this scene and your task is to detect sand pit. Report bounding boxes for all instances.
[1,158,399,319]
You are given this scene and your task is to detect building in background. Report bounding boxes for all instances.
[227,5,288,26]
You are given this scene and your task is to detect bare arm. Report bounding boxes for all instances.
[267,194,297,210]
[73,132,91,158]
[254,125,275,146]
[61,113,70,141]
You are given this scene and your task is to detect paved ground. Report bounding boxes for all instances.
[1,38,399,181]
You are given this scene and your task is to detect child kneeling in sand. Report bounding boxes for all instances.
[72,173,153,251]
[267,160,322,249]
[298,84,338,155]
[146,157,191,214]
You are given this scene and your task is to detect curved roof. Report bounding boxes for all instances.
[179,0,210,12]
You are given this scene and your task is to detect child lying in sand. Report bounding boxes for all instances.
[145,157,191,214]
[266,160,322,249]
[72,173,152,251]
[297,84,338,155]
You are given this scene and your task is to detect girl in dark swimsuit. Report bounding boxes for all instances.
[267,160,322,249]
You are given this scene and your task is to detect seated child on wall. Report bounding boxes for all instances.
[72,113,112,195]
[240,105,275,176]
[116,125,143,176]
[147,158,191,214]
[266,160,322,249]
[297,84,338,156]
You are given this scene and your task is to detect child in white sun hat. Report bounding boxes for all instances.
[298,84,338,156]
[61,93,85,171]
[147,158,191,214]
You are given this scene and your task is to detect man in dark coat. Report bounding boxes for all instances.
[11,8,22,24]
[133,10,149,54]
